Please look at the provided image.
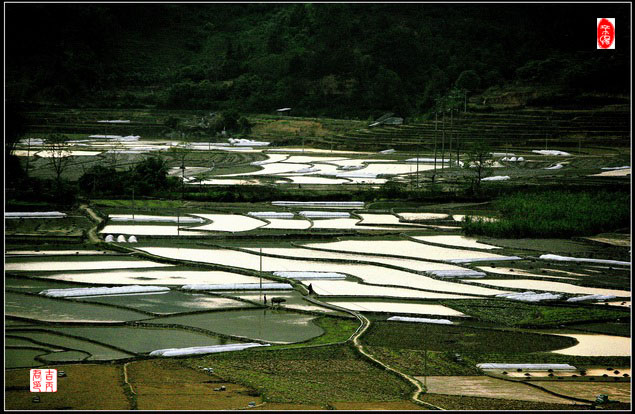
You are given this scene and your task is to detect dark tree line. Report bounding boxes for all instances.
[6,3,630,116]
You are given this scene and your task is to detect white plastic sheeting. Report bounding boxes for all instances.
[446,256,522,264]
[532,150,571,156]
[299,211,350,218]
[273,271,348,280]
[247,212,295,219]
[104,235,114,242]
[40,285,169,298]
[149,343,269,357]
[272,201,364,208]
[109,214,204,223]
[128,235,138,243]
[544,163,563,170]
[481,175,510,181]
[405,158,450,163]
[6,211,66,219]
[181,283,293,291]
[116,235,127,243]
[539,254,630,266]
[477,363,576,371]
[97,120,130,123]
[335,172,379,178]
[567,294,617,302]
[228,138,269,146]
[426,270,487,278]
[387,316,454,325]
[496,291,562,302]
[380,149,396,154]
[601,166,630,170]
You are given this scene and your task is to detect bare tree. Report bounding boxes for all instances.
[44,134,72,192]
[462,140,494,193]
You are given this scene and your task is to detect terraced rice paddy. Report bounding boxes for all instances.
[190,214,267,232]
[100,224,210,236]
[5,291,149,322]
[261,218,312,229]
[324,301,467,316]
[5,256,172,272]
[43,268,264,285]
[302,239,513,262]
[7,330,135,361]
[137,247,511,296]
[45,326,235,354]
[418,376,575,405]
[358,214,426,226]
[78,290,253,314]
[464,278,631,297]
[412,235,501,250]
[231,291,342,314]
[397,213,449,221]
[476,266,577,280]
[551,334,631,356]
[146,309,324,344]
[244,246,465,273]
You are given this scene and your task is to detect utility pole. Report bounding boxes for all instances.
[259,247,263,303]
[448,109,453,167]
[433,111,438,180]
[132,187,135,221]
[25,138,31,177]
[416,133,420,188]
[441,110,446,171]
[456,111,460,166]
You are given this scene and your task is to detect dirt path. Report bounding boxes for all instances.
[79,203,103,244]
[306,296,444,410]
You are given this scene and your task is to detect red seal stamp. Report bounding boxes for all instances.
[597,18,615,49]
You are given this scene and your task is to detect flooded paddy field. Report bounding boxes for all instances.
[78,290,254,314]
[43,267,264,285]
[145,309,324,344]
[5,291,150,322]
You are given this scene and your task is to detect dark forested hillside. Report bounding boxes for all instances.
[5,3,631,117]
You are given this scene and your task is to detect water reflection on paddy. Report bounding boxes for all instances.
[146,309,323,344]
[397,213,449,221]
[464,278,630,297]
[230,290,343,315]
[325,301,467,316]
[44,268,263,285]
[48,326,235,354]
[244,247,463,273]
[302,240,509,262]
[190,214,267,232]
[413,235,501,250]
[138,247,510,296]
[299,280,474,299]
[5,257,172,272]
[6,291,149,322]
[310,218,403,230]
[80,290,253,314]
[7,330,135,361]
[358,214,426,226]
[476,266,576,280]
[262,218,312,229]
